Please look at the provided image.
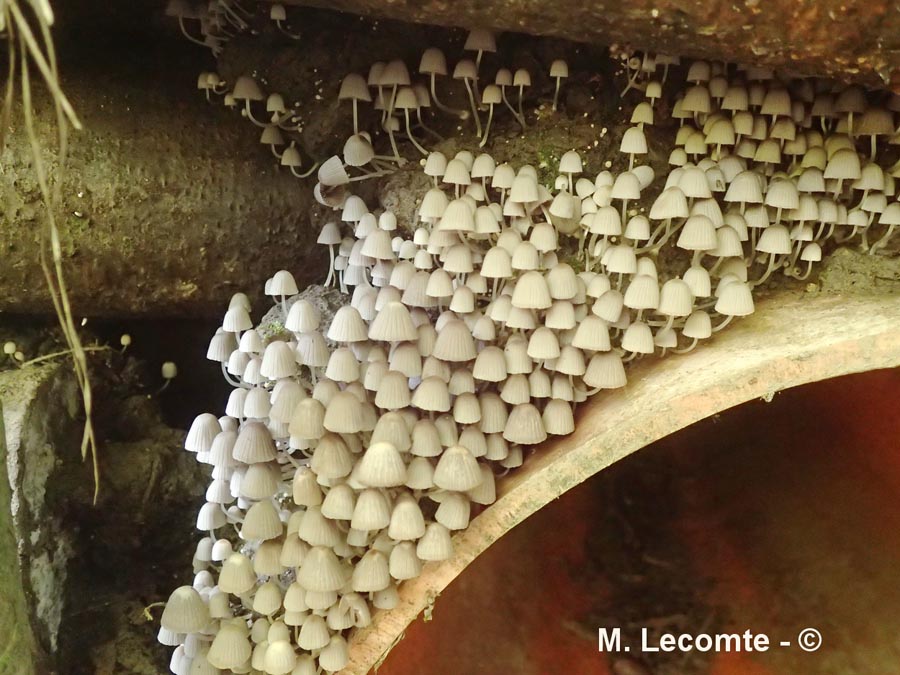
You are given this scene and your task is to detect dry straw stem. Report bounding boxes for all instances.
[343,292,900,674]
[3,1,97,499]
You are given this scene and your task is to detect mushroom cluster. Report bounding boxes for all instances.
[173,5,573,181]
[165,0,253,56]
[160,21,900,674]
[328,30,568,168]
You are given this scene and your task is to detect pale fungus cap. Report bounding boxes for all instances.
[161,586,210,634]
[464,27,497,53]
[419,47,448,76]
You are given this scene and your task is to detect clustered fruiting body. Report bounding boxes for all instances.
[172,7,573,180]
[165,0,253,56]
[161,17,899,675]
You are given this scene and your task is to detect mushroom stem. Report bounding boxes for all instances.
[712,314,734,332]
[500,86,524,129]
[552,77,562,111]
[788,240,804,268]
[643,217,671,249]
[793,261,814,280]
[834,225,859,244]
[324,245,336,287]
[752,253,779,287]
[429,74,466,117]
[289,162,319,179]
[869,224,896,254]
[833,177,844,200]
[870,134,878,160]
[270,144,284,159]
[348,169,396,182]
[386,123,402,164]
[219,2,249,28]
[276,21,302,40]
[403,110,428,155]
[352,99,359,136]
[479,104,495,148]
[672,337,699,354]
[387,84,398,121]
[221,362,243,388]
[517,85,527,128]
[416,109,443,141]
[243,100,269,127]
[274,112,301,131]
[473,50,484,103]
[462,78,482,137]
[178,17,210,49]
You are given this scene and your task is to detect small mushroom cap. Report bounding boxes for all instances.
[207,620,252,670]
[482,84,502,105]
[550,59,569,78]
[338,72,371,101]
[433,444,482,491]
[453,59,478,80]
[464,28,497,52]
[161,586,210,634]
[503,403,548,445]
[513,68,532,87]
[357,441,407,488]
[800,242,823,262]
[715,280,755,316]
[232,75,264,101]
[419,47,448,75]
[267,2,288,20]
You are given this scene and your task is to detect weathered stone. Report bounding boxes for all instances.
[0,409,39,675]
[258,283,348,340]
[0,362,78,660]
[280,0,900,90]
[0,337,210,673]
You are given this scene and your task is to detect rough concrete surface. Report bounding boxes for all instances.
[0,411,38,675]
[0,362,79,658]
